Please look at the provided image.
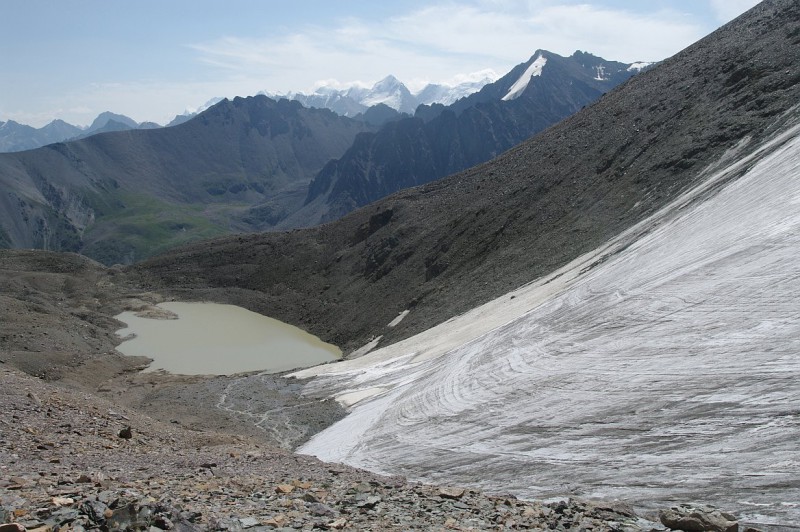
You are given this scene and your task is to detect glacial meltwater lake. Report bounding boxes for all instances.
[115,302,341,375]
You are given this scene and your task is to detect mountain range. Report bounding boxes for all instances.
[1,0,798,526]
[131,0,800,360]
[0,75,496,154]
[0,50,644,265]
[266,72,498,117]
[122,5,800,521]
[287,50,648,227]
[0,112,164,153]
[0,97,373,264]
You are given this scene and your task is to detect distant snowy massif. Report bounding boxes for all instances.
[265,72,498,117]
[294,120,800,526]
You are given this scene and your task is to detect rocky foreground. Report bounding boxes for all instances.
[1,365,756,532]
[0,250,773,531]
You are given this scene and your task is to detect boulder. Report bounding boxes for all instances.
[659,504,738,532]
[438,487,466,500]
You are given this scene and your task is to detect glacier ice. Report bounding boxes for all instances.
[295,122,800,525]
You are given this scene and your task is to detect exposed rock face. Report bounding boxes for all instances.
[659,505,739,532]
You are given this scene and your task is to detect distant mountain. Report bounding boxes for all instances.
[166,97,226,127]
[415,72,498,106]
[354,75,418,113]
[86,111,139,132]
[268,73,498,117]
[1,74,493,153]
[0,119,82,152]
[284,50,647,227]
[0,112,164,152]
[0,96,374,264]
[352,104,408,127]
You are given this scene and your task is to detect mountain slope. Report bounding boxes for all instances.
[297,115,800,526]
[132,0,800,362]
[0,96,372,264]
[287,51,643,227]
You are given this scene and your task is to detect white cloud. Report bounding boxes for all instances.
[708,0,762,23]
[8,1,737,128]
[189,1,708,95]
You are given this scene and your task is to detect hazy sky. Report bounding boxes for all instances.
[1,0,761,128]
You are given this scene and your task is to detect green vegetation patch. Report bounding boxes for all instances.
[81,191,233,265]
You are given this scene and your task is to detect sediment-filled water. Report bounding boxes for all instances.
[116,302,340,375]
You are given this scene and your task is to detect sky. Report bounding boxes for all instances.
[1,0,762,128]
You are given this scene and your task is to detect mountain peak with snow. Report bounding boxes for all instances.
[359,76,416,113]
[269,73,498,117]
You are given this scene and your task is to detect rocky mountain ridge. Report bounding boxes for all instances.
[286,50,644,227]
[0,50,640,263]
[0,96,373,264]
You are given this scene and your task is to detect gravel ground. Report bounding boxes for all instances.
[1,366,660,531]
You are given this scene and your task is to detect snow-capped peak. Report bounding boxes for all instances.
[373,75,402,89]
[502,54,548,101]
[357,76,414,112]
[261,72,496,116]
[181,97,225,116]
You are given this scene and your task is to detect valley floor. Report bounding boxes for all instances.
[0,250,660,531]
[0,366,655,531]
[3,121,800,531]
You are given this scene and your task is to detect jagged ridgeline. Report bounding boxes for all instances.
[133,0,800,356]
[0,98,373,265]
[0,51,642,265]
[280,50,645,228]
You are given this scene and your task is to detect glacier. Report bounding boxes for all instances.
[502,54,547,101]
[293,118,800,526]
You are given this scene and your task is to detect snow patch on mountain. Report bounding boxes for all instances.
[502,54,548,101]
[594,65,607,81]
[627,62,654,72]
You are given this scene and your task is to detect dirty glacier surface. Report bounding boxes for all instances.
[293,122,800,526]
